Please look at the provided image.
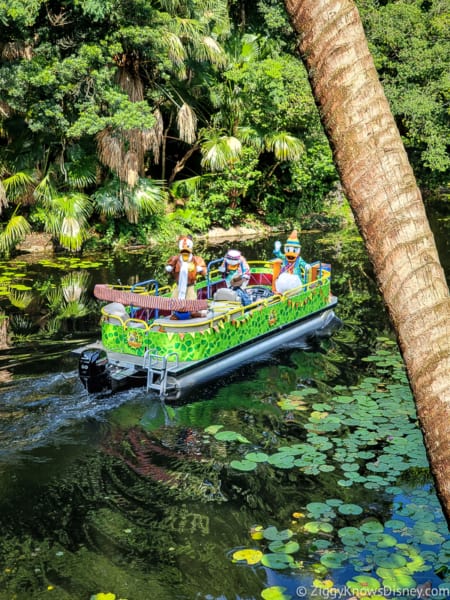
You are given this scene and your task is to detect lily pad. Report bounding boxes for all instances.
[261,586,291,600]
[341,463,359,472]
[338,526,365,545]
[320,551,347,568]
[311,539,332,550]
[360,520,384,534]
[230,459,257,471]
[366,533,398,548]
[375,553,407,569]
[263,526,293,541]
[346,575,381,593]
[306,502,331,516]
[304,521,333,534]
[261,552,294,569]
[245,451,269,463]
[319,464,335,472]
[232,548,263,565]
[326,498,343,507]
[420,530,445,545]
[268,453,296,469]
[215,430,251,443]
[384,519,406,531]
[377,571,416,590]
[268,540,300,554]
[338,503,363,515]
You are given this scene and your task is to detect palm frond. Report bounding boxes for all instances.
[91,181,124,218]
[142,109,164,164]
[8,290,33,310]
[172,17,205,39]
[61,271,91,303]
[0,181,7,214]
[0,215,32,255]
[97,129,124,173]
[65,154,97,190]
[46,287,63,310]
[123,178,166,223]
[43,193,92,252]
[265,133,305,162]
[122,151,139,187]
[158,0,182,13]
[237,126,264,151]
[239,34,260,63]
[58,301,90,319]
[170,175,203,198]
[34,171,57,204]
[162,32,187,68]
[60,217,83,251]
[177,103,197,144]
[2,171,35,201]
[197,36,227,67]
[201,135,242,171]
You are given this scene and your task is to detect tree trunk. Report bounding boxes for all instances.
[284,0,450,523]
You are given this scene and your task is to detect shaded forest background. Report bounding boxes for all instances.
[0,0,448,254]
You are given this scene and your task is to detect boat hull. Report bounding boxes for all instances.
[75,300,340,400]
[164,304,340,399]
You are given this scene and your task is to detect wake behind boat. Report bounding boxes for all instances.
[74,254,340,400]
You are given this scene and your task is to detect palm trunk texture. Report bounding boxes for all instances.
[284,0,450,523]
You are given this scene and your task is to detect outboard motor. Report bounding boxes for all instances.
[79,348,110,393]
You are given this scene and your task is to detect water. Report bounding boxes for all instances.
[0,223,449,600]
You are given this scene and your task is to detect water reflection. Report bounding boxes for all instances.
[0,227,449,599]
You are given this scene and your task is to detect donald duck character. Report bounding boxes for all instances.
[166,235,206,318]
[272,230,310,294]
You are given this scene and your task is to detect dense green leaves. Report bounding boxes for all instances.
[0,0,448,255]
[360,0,450,183]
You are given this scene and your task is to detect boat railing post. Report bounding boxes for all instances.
[131,279,160,318]
[206,258,225,299]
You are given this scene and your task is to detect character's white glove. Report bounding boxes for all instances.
[274,241,282,252]
[165,265,173,272]
[218,265,226,273]
[196,265,204,273]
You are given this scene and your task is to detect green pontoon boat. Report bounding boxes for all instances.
[76,258,340,400]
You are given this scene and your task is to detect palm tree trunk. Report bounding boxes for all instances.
[284,0,450,523]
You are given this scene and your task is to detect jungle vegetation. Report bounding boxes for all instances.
[0,0,449,255]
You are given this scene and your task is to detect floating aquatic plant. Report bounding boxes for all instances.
[263,526,294,542]
[261,585,291,599]
[232,548,263,565]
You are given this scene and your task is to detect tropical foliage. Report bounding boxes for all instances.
[0,0,448,255]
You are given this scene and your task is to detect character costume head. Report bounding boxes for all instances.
[284,230,301,263]
[178,235,194,260]
[225,249,242,270]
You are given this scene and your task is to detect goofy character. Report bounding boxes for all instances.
[165,235,206,316]
[272,229,310,293]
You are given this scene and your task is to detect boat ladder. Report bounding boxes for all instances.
[143,351,179,398]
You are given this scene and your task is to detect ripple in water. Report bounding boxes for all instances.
[0,370,138,461]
